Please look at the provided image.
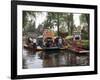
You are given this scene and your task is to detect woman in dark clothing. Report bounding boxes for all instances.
[54,37,59,47]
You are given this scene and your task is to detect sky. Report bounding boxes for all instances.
[73,14,81,27]
[35,12,47,28]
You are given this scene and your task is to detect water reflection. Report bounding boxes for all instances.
[23,49,89,69]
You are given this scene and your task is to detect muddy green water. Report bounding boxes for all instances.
[23,48,89,69]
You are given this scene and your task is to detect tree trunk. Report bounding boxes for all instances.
[57,14,60,36]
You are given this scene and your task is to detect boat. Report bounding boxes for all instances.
[24,44,89,54]
[24,44,67,51]
[43,47,60,51]
[67,47,89,54]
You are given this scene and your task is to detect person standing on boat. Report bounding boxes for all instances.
[32,38,37,51]
[58,37,63,48]
[54,37,59,47]
[28,37,32,43]
[27,37,33,46]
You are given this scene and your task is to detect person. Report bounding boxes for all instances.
[54,37,59,47]
[58,37,63,48]
[45,38,53,47]
[32,38,37,50]
[27,37,33,45]
[33,38,36,44]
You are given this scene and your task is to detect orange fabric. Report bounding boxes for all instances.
[43,31,54,39]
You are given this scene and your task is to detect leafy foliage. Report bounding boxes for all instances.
[41,12,74,36]
[23,11,36,32]
[80,14,89,25]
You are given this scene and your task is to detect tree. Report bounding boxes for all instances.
[23,11,36,32]
[80,14,89,40]
[65,13,74,35]
[80,14,89,32]
[41,12,74,37]
[80,14,89,25]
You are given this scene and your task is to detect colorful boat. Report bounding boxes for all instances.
[67,47,89,54]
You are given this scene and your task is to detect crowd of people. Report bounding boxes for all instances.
[26,36,67,49]
[44,36,67,48]
[26,36,84,50]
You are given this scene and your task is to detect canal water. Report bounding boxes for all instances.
[22,48,89,69]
